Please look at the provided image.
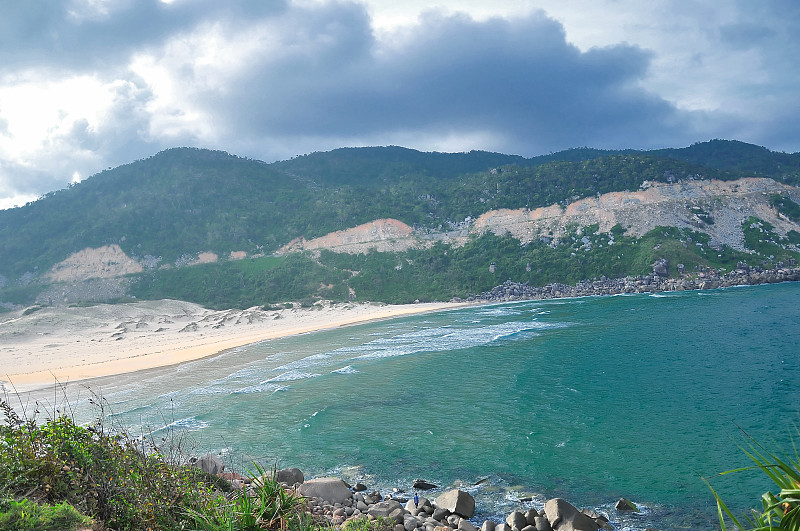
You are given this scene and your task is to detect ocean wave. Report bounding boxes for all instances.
[152,416,209,433]
[233,382,288,394]
[266,370,319,382]
[354,320,564,360]
[331,365,359,374]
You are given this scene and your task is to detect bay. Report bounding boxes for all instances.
[29,282,800,530]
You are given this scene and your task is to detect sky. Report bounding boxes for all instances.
[1,0,799,209]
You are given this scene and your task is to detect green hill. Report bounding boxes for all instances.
[1,139,799,308]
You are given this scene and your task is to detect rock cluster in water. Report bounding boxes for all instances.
[193,457,650,531]
[463,263,800,303]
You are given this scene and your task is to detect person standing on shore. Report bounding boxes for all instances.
[414,493,419,506]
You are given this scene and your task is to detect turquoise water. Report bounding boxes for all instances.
[34,283,800,530]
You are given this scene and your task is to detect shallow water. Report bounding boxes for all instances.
[24,283,800,531]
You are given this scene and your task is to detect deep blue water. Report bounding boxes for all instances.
[29,282,800,530]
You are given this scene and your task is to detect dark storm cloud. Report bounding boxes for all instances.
[213,7,690,154]
[0,0,289,73]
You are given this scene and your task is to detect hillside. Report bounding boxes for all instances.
[1,140,800,308]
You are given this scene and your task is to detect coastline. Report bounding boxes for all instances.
[3,265,799,394]
[0,300,466,394]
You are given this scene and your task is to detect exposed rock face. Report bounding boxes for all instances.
[471,178,800,252]
[45,244,143,282]
[276,178,800,259]
[434,489,476,518]
[278,218,420,254]
[297,477,353,505]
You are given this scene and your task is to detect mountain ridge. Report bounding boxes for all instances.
[1,139,800,308]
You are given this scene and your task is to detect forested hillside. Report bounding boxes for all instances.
[1,139,799,308]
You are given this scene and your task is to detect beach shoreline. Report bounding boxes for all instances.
[0,299,467,394]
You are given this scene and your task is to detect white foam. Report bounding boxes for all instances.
[266,370,319,382]
[153,416,209,432]
[331,365,359,374]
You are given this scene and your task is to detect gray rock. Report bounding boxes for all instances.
[507,511,527,530]
[481,521,496,531]
[390,507,409,524]
[533,517,552,531]
[521,526,537,531]
[543,498,599,531]
[459,520,479,531]
[405,516,422,531]
[525,509,540,525]
[614,498,638,512]
[368,500,405,519]
[276,467,304,485]
[297,478,353,505]
[192,453,224,475]
[414,479,439,490]
[432,508,451,521]
[495,524,511,531]
[354,483,368,492]
[434,490,476,519]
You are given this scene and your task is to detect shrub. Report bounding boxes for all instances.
[0,393,218,530]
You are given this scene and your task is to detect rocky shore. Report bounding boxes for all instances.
[465,262,800,303]
[192,456,652,531]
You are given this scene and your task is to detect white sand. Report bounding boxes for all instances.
[0,299,463,393]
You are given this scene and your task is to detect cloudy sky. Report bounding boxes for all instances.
[1,0,799,209]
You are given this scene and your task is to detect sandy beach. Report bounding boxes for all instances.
[0,299,462,393]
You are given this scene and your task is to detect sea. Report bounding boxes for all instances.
[21,282,800,531]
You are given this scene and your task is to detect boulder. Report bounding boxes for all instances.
[414,479,439,490]
[533,517,552,531]
[481,521,496,531]
[525,509,540,525]
[507,511,527,530]
[543,498,599,531]
[368,500,405,519]
[459,520,479,531]
[297,478,353,505]
[276,467,304,485]
[433,508,451,521]
[614,498,638,512]
[191,453,224,475]
[434,489,476,518]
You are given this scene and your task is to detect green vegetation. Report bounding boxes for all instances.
[742,217,799,263]
[0,140,797,281]
[770,194,800,223]
[119,225,777,307]
[705,427,800,530]
[130,254,350,309]
[0,498,92,530]
[0,394,331,531]
[186,462,311,531]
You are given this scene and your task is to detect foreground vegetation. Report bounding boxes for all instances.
[705,427,800,530]
[0,393,334,531]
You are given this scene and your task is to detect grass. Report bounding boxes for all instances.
[704,426,800,530]
[0,498,92,530]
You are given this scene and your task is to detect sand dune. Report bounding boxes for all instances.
[0,299,461,393]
